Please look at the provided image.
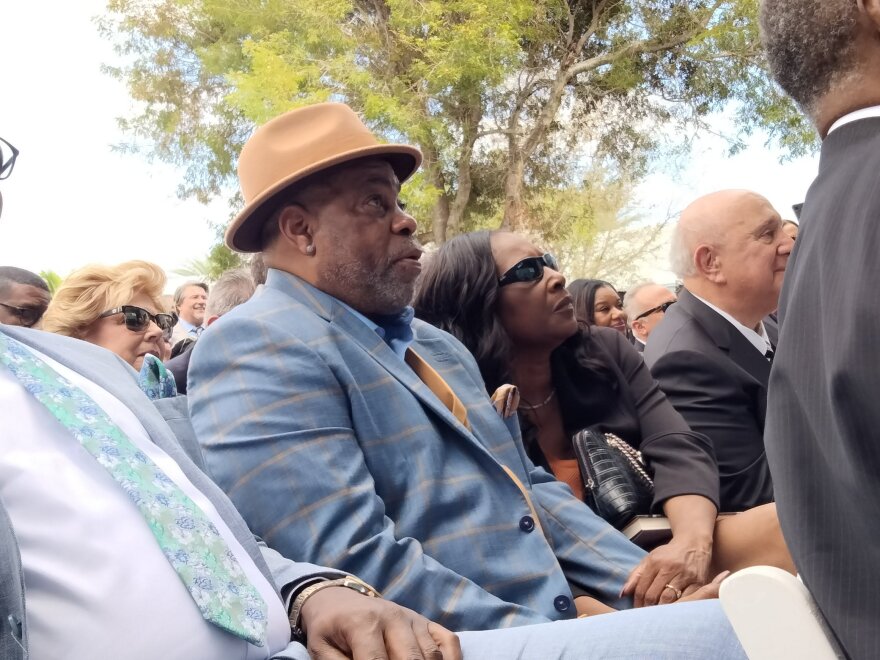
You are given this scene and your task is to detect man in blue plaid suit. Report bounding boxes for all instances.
[188,103,745,657]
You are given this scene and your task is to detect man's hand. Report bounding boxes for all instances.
[300,586,463,660]
[621,536,713,607]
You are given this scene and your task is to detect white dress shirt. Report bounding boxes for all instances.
[691,293,772,356]
[827,105,880,135]
[0,345,288,659]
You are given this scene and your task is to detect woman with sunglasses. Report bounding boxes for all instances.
[414,230,793,608]
[42,260,178,399]
[568,278,630,336]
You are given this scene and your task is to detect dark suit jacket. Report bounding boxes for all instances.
[166,341,195,394]
[527,327,719,512]
[765,116,880,660]
[643,288,773,512]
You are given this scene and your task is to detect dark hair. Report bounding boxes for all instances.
[414,230,512,392]
[568,278,618,325]
[760,0,859,115]
[0,266,49,296]
[413,231,615,407]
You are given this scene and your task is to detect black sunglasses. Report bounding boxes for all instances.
[498,253,560,287]
[0,301,46,328]
[0,137,19,181]
[101,305,178,336]
[634,300,675,321]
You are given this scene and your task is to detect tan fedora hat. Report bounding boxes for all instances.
[226,102,423,253]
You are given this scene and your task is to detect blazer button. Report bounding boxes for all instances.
[519,515,535,533]
[554,595,572,612]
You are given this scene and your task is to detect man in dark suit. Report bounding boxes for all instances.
[760,1,880,657]
[622,282,678,352]
[166,268,255,393]
[644,190,793,513]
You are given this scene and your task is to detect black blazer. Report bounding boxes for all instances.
[526,326,720,512]
[643,288,773,512]
[165,342,195,394]
[765,117,880,660]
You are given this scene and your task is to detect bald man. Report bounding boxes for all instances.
[622,282,678,351]
[644,190,792,513]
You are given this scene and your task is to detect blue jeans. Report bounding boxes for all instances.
[458,600,745,659]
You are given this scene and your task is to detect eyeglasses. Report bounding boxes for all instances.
[634,300,675,321]
[100,305,178,336]
[0,137,19,181]
[498,253,559,287]
[0,301,46,328]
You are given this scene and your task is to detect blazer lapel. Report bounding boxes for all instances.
[264,269,476,440]
[330,305,476,439]
[678,289,772,385]
[727,331,772,385]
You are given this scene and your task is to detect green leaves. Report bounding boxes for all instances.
[102,0,814,282]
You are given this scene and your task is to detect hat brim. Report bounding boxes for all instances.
[225,144,423,253]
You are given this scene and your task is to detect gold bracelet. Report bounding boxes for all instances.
[289,576,380,643]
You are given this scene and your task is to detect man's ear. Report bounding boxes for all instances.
[277,204,317,256]
[205,315,220,327]
[631,318,646,339]
[862,0,880,33]
[694,244,726,284]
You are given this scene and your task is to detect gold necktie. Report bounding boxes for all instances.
[405,348,470,430]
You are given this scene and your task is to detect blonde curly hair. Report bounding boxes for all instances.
[42,260,167,338]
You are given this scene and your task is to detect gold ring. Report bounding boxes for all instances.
[664,583,683,600]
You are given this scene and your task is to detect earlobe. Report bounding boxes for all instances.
[695,245,725,283]
[861,0,880,31]
[277,204,317,256]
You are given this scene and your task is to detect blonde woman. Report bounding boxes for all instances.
[42,260,178,399]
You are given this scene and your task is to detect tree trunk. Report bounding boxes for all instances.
[501,156,527,232]
[446,100,482,238]
[432,193,451,245]
[419,141,451,245]
[501,53,577,231]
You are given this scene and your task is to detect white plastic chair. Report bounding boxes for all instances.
[719,566,843,659]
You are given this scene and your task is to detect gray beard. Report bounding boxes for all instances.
[318,259,414,315]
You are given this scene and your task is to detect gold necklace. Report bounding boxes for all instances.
[518,389,556,411]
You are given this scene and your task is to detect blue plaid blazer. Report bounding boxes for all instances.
[188,269,644,631]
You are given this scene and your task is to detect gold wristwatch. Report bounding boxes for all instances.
[289,576,380,644]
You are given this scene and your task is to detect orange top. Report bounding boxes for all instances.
[548,457,584,502]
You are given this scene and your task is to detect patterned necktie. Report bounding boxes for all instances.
[0,332,268,647]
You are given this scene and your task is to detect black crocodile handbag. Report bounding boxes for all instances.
[572,428,654,530]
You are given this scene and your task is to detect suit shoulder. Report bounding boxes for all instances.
[208,289,328,339]
[589,325,631,354]
[645,309,714,360]
[10,327,138,378]
[412,318,462,347]
[411,319,483,372]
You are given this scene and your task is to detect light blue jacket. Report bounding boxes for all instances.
[188,269,645,632]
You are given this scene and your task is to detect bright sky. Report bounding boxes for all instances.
[0,1,821,292]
